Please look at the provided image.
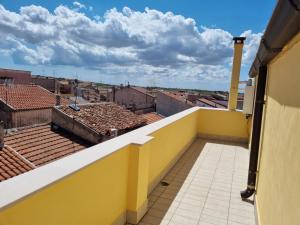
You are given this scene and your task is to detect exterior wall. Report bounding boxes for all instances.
[255,33,300,225]
[0,146,130,225]
[11,109,52,128]
[0,69,31,84]
[198,108,249,142]
[0,100,51,128]
[114,87,155,112]
[147,109,198,192]
[156,92,192,117]
[0,101,13,128]
[52,107,101,144]
[32,77,56,93]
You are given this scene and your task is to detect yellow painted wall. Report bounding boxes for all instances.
[255,32,300,225]
[0,146,130,225]
[197,108,249,140]
[147,111,198,189]
[0,107,251,225]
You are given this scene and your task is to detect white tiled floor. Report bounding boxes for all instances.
[139,139,255,225]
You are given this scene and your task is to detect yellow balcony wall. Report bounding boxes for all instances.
[255,32,300,225]
[147,110,198,193]
[0,146,130,225]
[0,107,249,225]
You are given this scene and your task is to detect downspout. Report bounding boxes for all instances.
[240,65,267,199]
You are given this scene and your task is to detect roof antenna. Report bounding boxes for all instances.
[69,75,80,111]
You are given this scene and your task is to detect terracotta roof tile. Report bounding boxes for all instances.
[0,146,34,182]
[141,113,164,124]
[4,124,91,168]
[59,103,147,135]
[131,86,155,98]
[160,91,195,106]
[197,98,226,109]
[0,84,69,110]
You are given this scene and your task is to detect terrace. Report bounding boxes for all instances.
[0,107,254,225]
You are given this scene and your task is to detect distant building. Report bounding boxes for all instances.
[196,98,227,109]
[0,84,68,128]
[58,80,73,94]
[187,94,199,103]
[0,123,91,182]
[114,86,156,114]
[0,68,31,84]
[32,75,57,93]
[52,103,147,144]
[156,91,195,117]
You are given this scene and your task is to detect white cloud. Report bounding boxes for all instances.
[0,4,262,82]
[73,1,86,9]
[241,30,263,64]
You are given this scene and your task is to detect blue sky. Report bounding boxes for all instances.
[0,0,275,90]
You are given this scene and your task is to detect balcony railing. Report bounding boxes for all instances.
[0,107,250,225]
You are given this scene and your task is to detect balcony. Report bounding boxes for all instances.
[0,107,253,225]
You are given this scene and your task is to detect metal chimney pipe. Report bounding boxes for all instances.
[0,121,4,150]
[228,37,246,110]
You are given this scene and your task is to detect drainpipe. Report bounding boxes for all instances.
[228,37,246,110]
[0,121,4,150]
[241,65,267,199]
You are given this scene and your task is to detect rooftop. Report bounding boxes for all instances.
[141,112,164,124]
[59,103,147,135]
[160,91,195,106]
[197,98,227,109]
[131,86,155,98]
[1,124,91,181]
[0,84,69,110]
[0,146,34,182]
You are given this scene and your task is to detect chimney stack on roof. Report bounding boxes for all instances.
[228,36,246,110]
[0,121,4,150]
[56,94,61,106]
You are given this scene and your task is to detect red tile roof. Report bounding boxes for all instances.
[0,146,34,182]
[141,112,164,124]
[131,86,155,98]
[160,91,195,106]
[197,98,226,109]
[4,124,91,167]
[0,84,69,110]
[59,103,147,135]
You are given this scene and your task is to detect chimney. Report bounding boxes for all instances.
[228,37,246,110]
[0,121,4,150]
[55,94,61,106]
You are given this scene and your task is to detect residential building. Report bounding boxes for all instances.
[0,84,68,128]
[156,91,194,116]
[32,75,57,93]
[114,86,156,114]
[0,68,31,84]
[0,1,299,225]
[52,103,147,143]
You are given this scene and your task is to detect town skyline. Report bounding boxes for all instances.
[0,1,275,90]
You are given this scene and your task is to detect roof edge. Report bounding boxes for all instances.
[249,0,300,77]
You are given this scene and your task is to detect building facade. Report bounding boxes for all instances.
[156,91,194,116]
[114,86,156,114]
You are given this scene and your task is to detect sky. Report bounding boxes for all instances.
[0,0,276,91]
